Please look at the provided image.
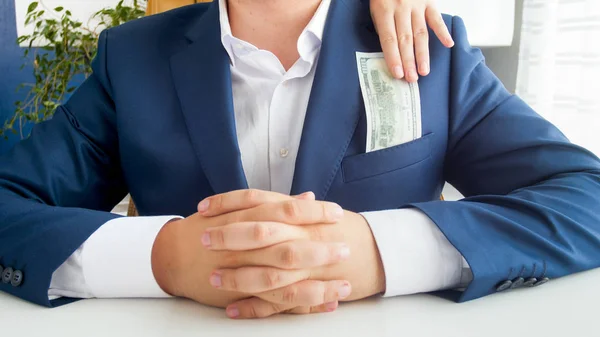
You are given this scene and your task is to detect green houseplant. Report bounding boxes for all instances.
[1,0,146,139]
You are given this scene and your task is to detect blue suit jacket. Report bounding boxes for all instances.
[1,0,600,307]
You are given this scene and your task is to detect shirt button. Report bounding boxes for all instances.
[279,148,290,158]
[235,43,243,49]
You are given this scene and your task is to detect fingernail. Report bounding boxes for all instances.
[198,199,210,213]
[226,306,239,318]
[338,284,351,299]
[201,232,211,247]
[209,272,222,288]
[420,62,430,75]
[393,65,404,79]
[325,302,338,312]
[339,246,351,260]
[328,205,344,220]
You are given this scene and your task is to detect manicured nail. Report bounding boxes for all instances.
[339,246,351,260]
[198,199,210,213]
[325,302,338,312]
[201,232,211,247]
[226,306,239,318]
[338,284,351,299]
[209,272,222,288]
[420,62,430,75]
[328,205,344,220]
[393,65,404,79]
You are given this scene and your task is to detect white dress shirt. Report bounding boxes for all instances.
[49,0,470,300]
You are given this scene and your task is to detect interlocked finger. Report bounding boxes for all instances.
[241,241,350,270]
[238,199,345,226]
[202,221,309,250]
[198,189,315,216]
[255,280,352,307]
[225,298,338,319]
[209,267,311,293]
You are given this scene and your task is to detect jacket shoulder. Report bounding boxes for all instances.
[103,3,211,48]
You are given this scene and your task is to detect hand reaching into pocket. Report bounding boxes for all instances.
[151,190,383,318]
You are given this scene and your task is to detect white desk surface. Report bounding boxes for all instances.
[1,268,599,337]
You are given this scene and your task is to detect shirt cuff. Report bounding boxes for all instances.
[50,216,181,299]
[361,208,468,297]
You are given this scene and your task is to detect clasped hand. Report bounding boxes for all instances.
[151,190,385,319]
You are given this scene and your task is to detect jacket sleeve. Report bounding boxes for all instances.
[0,30,126,307]
[407,16,600,302]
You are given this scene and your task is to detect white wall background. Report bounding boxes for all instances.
[437,0,515,47]
[482,0,525,93]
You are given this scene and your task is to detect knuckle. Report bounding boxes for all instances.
[320,203,329,221]
[283,285,300,304]
[399,33,413,44]
[253,222,270,242]
[282,200,301,221]
[380,34,397,45]
[321,283,330,304]
[248,305,259,318]
[226,272,239,291]
[414,27,429,39]
[308,226,324,242]
[244,189,259,204]
[264,269,280,289]
[281,245,299,268]
[213,229,225,247]
[212,194,223,211]
[373,1,393,14]
[268,303,282,316]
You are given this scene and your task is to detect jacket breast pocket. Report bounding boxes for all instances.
[341,133,433,183]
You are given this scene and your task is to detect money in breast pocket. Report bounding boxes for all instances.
[356,52,422,153]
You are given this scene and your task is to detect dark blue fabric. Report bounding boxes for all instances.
[1,0,599,307]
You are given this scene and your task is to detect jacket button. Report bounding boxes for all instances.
[1,267,13,284]
[11,270,23,287]
[534,277,550,287]
[523,277,537,287]
[496,280,512,292]
[510,277,525,289]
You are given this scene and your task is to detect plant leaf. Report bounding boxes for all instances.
[27,2,39,14]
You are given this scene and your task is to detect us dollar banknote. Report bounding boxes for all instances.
[356,52,422,152]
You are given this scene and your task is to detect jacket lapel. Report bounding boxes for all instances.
[170,2,248,194]
[290,0,380,199]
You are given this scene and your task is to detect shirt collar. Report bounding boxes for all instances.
[218,0,331,67]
